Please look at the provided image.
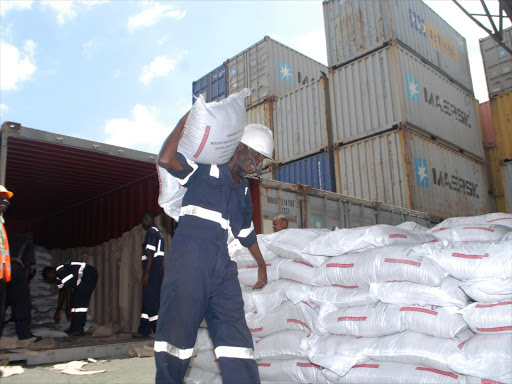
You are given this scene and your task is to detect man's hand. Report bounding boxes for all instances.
[54,310,61,323]
[142,273,149,286]
[253,264,267,290]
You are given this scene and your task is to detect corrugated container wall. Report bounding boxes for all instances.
[227,36,328,107]
[490,91,512,161]
[479,101,496,148]
[479,26,512,98]
[192,64,227,103]
[249,178,430,234]
[275,152,335,192]
[334,128,489,220]
[323,0,473,93]
[486,147,504,197]
[329,43,483,159]
[246,98,276,170]
[503,161,512,212]
[274,75,331,164]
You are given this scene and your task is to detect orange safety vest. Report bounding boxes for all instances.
[0,220,11,282]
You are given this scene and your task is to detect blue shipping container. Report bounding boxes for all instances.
[275,152,335,192]
[192,64,227,103]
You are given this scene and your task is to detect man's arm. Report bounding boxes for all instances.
[158,112,190,171]
[248,242,267,290]
[142,254,154,286]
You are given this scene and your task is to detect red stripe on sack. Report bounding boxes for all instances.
[247,263,271,269]
[257,363,271,367]
[296,362,322,370]
[332,284,359,289]
[337,316,367,322]
[463,226,495,232]
[476,301,512,308]
[458,340,468,349]
[452,252,489,259]
[476,326,512,332]
[400,307,438,315]
[327,263,354,268]
[301,301,314,310]
[482,379,506,384]
[249,327,263,332]
[432,227,449,232]
[353,364,380,369]
[287,319,311,331]
[385,258,421,267]
[253,311,258,314]
[192,355,197,358]
[293,260,314,267]
[214,359,218,362]
[389,234,407,239]
[415,367,458,379]
[487,218,512,223]
[193,126,211,158]
[427,239,439,243]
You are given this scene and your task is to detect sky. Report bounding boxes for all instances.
[1,0,511,155]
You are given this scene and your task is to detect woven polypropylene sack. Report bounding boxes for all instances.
[429,224,512,242]
[430,213,512,230]
[253,329,308,360]
[183,367,222,384]
[460,277,512,303]
[257,358,329,383]
[461,300,512,334]
[178,89,250,164]
[157,164,187,221]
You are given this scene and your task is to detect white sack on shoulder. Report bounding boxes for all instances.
[323,360,466,384]
[303,225,436,257]
[257,358,329,384]
[267,228,330,267]
[430,213,512,230]
[414,235,512,280]
[429,224,512,242]
[300,333,375,377]
[366,331,462,372]
[449,334,512,384]
[461,300,512,334]
[370,277,469,308]
[178,89,250,164]
[460,277,512,303]
[312,245,446,288]
[157,164,187,222]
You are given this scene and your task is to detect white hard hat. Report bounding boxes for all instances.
[240,124,274,160]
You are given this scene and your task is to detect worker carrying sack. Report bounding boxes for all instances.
[178,88,250,165]
[158,88,250,220]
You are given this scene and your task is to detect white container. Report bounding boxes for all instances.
[329,43,483,159]
[323,0,473,92]
[274,75,331,164]
[227,36,328,107]
[334,128,490,220]
[479,26,512,98]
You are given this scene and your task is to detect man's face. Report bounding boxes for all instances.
[272,218,286,232]
[238,145,265,175]
[0,195,10,215]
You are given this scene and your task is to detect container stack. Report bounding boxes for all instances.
[192,36,336,191]
[324,0,489,221]
[479,26,512,212]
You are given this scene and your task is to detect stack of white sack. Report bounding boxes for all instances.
[221,215,512,383]
[158,89,250,222]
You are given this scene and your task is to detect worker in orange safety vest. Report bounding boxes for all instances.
[0,185,13,338]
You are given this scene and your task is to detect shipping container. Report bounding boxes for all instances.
[490,91,512,161]
[323,0,473,93]
[334,128,489,221]
[275,151,335,192]
[246,97,276,170]
[486,147,505,197]
[192,64,227,103]
[249,177,431,234]
[503,160,512,212]
[226,36,328,107]
[274,75,331,164]
[329,43,483,159]
[479,26,512,98]
[479,101,496,148]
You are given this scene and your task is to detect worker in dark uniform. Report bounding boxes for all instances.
[133,211,165,338]
[154,113,273,384]
[0,185,13,339]
[43,262,98,336]
[6,230,36,339]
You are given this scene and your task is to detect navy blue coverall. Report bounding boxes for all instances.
[56,262,98,333]
[154,153,260,384]
[137,226,164,336]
